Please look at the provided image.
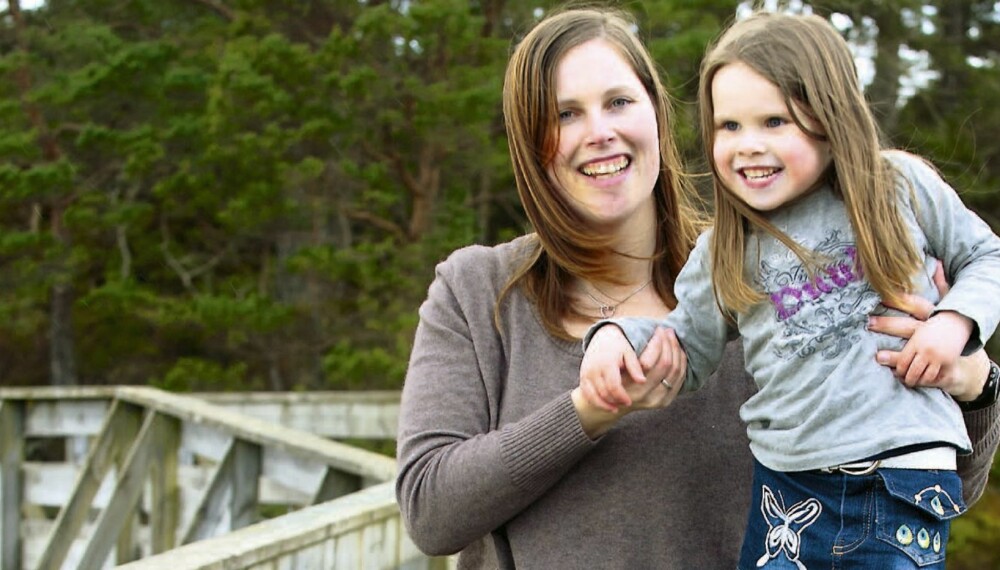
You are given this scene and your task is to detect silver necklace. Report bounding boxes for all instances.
[583,279,652,318]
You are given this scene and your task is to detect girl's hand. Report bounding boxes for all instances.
[579,325,642,412]
[573,327,684,438]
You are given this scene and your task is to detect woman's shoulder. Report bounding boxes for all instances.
[436,234,537,287]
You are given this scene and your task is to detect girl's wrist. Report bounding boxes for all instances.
[571,387,625,439]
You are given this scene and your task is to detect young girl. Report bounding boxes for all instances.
[580,11,1000,569]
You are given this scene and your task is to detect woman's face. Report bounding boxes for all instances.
[546,39,660,228]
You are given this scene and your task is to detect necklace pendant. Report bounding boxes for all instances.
[600,305,615,318]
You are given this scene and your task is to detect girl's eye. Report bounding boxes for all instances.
[610,97,631,108]
[720,121,739,131]
[558,109,575,121]
[766,117,787,128]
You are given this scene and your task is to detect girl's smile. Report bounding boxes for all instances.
[711,62,831,212]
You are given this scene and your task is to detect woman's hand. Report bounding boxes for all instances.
[868,262,990,401]
[573,327,685,437]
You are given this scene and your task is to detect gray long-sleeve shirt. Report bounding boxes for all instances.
[598,151,1000,472]
[397,231,1000,569]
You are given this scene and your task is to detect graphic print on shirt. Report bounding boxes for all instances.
[758,230,881,361]
[755,485,822,570]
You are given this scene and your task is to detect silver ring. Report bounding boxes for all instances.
[660,378,673,389]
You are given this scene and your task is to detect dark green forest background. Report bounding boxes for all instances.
[1,0,998,565]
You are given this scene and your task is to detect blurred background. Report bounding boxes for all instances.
[1,0,997,566]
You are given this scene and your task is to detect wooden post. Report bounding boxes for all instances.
[0,400,25,570]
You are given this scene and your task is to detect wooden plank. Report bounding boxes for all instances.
[77,411,171,569]
[22,462,115,508]
[197,391,400,439]
[0,400,25,570]
[179,422,231,464]
[25,399,108,437]
[261,447,326,497]
[34,399,141,570]
[311,468,362,505]
[148,415,180,555]
[118,387,396,483]
[116,481,402,570]
[180,438,261,545]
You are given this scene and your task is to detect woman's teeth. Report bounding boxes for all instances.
[581,157,629,177]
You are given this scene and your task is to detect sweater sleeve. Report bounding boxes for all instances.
[395,251,595,556]
[890,151,1000,350]
[958,398,1000,505]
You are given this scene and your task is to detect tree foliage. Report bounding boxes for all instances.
[0,0,998,561]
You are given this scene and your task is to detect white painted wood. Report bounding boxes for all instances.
[1,400,24,570]
[148,414,180,554]
[24,400,108,437]
[34,401,142,570]
[179,422,232,464]
[78,411,169,569]
[115,482,430,570]
[196,392,400,439]
[1,388,416,570]
[22,462,116,508]
[260,447,326,496]
[181,438,262,545]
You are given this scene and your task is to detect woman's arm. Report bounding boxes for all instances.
[869,276,1000,506]
[396,255,683,555]
[395,262,590,555]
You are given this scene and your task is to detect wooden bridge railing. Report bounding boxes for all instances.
[0,386,438,570]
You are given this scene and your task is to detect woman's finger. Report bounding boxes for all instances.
[867,315,919,339]
[638,328,665,372]
[931,260,950,297]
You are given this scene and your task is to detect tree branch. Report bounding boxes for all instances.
[185,0,235,21]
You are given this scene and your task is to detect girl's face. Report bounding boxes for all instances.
[710,62,832,212]
[546,39,660,228]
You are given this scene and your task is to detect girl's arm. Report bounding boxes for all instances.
[581,233,736,394]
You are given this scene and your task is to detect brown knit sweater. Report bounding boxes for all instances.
[396,236,1000,569]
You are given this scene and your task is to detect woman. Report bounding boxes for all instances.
[395,6,1000,568]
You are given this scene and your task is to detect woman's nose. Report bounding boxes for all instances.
[584,113,615,146]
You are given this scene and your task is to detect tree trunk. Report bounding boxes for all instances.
[10,0,79,386]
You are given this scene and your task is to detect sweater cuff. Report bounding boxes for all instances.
[961,399,1000,457]
[498,392,595,494]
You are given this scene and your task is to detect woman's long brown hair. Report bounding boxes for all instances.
[497,6,705,339]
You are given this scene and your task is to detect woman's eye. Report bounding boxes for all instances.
[610,97,631,108]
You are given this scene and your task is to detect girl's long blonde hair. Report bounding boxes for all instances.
[499,6,705,339]
[698,11,922,314]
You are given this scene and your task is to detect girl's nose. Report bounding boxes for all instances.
[736,130,765,155]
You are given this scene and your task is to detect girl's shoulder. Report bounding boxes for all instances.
[882,149,942,183]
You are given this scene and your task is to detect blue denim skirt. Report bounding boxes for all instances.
[738,459,965,569]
